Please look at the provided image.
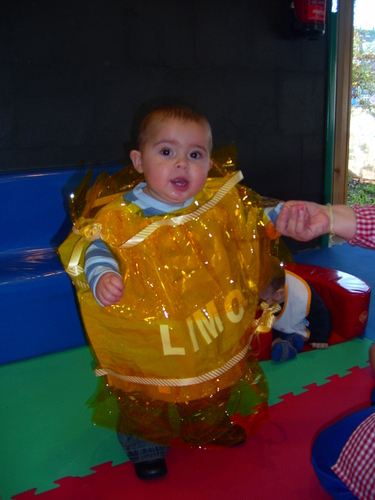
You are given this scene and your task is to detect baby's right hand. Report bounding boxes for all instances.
[96,272,124,306]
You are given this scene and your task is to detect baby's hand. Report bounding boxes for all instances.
[310,342,329,349]
[96,272,124,306]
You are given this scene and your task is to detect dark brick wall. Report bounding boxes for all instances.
[0,0,329,202]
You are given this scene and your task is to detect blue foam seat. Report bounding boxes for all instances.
[0,164,122,364]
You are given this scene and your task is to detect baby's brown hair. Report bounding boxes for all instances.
[137,105,213,152]
[259,255,286,294]
[270,274,286,291]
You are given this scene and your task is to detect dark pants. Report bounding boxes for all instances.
[117,387,233,463]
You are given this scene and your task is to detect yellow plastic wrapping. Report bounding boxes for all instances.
[59,145,292,447]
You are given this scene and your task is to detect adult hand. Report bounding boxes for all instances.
[276,202,331,241]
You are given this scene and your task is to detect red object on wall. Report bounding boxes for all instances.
[294,0,326,23]
[291,0,326,38]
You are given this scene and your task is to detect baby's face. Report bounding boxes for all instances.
[133,118,212,205]
[258,284,278,305]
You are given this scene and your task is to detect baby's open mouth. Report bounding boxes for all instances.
[171,177,189,188]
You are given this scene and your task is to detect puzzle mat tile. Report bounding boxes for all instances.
[11,363,375,500]
[1,335,373,500]
[263,337,373,405]
[0,348,126,500]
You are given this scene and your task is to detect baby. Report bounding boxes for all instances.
[61,105,275,481]
[259,264,331,362]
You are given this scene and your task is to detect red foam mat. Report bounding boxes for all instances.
[14,365,374,500]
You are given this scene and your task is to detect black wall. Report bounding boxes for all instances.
[0,0,328,202]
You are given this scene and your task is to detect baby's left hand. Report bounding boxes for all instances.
[310,342,329,349]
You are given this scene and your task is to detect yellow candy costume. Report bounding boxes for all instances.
[59,150,287,446]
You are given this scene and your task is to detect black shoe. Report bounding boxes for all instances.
[209,424,247,447]
[133,458,168,480]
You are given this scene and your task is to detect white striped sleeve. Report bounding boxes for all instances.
[84,240,122,306]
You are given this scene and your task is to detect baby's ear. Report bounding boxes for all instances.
[275,287,286,303]
[130,150,143,173]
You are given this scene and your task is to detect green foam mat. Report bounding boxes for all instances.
[0,347,127,500]
[262,337,373,406]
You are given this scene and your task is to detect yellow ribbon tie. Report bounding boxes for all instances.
[67,221,102,277]
[249,301,281,356]
[253,301,281,334]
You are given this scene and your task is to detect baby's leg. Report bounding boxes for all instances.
[117,391,171,480]
[281,332,304,352]
[177,387,246,447]
[117,431,168,464]
[117,390,173,446]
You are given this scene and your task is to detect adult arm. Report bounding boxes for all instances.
[275,202,357,241]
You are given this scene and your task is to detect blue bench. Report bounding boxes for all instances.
[0,164,122,365]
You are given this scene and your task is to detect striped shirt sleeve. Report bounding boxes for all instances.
[84,185,189,306]
[348,205,375,249]
[84,240,122,306]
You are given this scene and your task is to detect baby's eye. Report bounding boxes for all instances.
[190,151,202,159]
[160,148,172,156]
